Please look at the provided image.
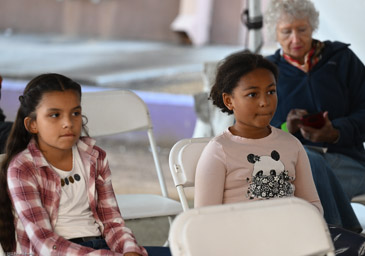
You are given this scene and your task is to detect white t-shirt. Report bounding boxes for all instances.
[52,146,101,239]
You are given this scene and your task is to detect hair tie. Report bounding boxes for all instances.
[19,95,25,104]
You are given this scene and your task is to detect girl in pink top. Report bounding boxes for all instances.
[194,51,365,255]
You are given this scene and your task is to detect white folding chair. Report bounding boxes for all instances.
[345,142,365,227]
[353,144,365,204]
[82,90,182,222]
[0,244,4,256]
[169,197,335,256]
[351,142,365,204]
[351,190,365,232]
[168,137,211,211]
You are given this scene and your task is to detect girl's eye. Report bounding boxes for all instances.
[268,90,276,95]
[50,113,59,118]
[72,111,81,117]
[247,92,257,98]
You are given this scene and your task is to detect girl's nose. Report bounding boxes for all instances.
[62,117,73,128]
[259,96,269,107]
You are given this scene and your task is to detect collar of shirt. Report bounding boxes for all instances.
[282,39,325,73]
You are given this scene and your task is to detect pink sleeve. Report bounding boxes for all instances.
[293,142,324,215]
[194,140,227,208]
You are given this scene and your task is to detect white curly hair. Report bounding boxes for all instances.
[264,0,319,40]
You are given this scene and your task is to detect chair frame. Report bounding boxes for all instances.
[168,137,211,211]
[82,90,182,221]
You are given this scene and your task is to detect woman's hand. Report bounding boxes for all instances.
[298,111,340,143]
[286,109,308,134]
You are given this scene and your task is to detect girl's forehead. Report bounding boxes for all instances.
[37,90,81,109]
[239,68,276,84]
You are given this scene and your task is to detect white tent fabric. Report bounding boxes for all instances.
[314,0,365,63]
[170,0,214,46]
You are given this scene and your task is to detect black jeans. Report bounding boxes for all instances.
[329,225,365,255]
[72,237,172,256]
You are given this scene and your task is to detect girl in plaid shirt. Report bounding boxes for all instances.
[0,74,170,256]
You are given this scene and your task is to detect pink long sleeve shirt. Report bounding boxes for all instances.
[194,127,323,214]
[8,137,147,256]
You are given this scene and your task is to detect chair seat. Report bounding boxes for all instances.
[116,194,183,220]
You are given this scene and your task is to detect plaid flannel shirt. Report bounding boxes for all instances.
[7,137,147,256]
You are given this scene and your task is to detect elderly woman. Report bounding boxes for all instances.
[265,0,365,233]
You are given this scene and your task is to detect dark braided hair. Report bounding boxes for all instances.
[210,50,278,115]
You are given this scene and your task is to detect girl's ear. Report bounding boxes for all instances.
[222,93,233,111]
[24,117,38,134]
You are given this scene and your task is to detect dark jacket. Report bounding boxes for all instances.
[0,108,5,122]
[268,41,365,164]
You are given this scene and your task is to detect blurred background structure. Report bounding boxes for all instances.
[0,0,261,45]
[1,0,365,246]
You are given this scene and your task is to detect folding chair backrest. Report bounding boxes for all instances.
[169,197,335,256]
[82,90,168,197]
[168,137,211,211]
[82,90,150,137]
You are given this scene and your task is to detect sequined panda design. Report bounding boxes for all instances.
[246,150,294,199]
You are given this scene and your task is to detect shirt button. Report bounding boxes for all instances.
[53,245,57,250]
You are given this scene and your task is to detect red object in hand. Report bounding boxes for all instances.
[301,112,325,129]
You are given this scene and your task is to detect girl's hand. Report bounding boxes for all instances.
[286,109,308,134]
[124,252,142,256]
[299,111,340,143]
